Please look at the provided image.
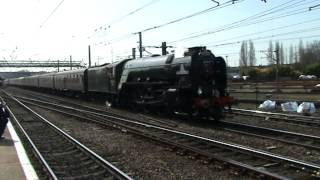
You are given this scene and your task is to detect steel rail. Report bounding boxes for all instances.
[3,100,58,180]
[3,91,132,180]
[220,120,320,150]
[16,94,177,129]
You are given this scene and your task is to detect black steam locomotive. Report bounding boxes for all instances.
[6,47,233,120]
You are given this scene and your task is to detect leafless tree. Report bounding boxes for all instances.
[298,39,304,63]
[289,45,294,64]
[280,43,285,64]
[248,40,256,66]
[239,41,248,67]
[267,40,274,64]
[300,40,320,65]
[294,46,298,63]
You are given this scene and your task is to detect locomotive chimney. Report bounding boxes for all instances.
[161,42,167,55]
[88,45,91,68]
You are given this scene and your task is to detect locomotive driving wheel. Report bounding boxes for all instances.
[190,107,223,121]
[188,106,209,120]
[129,88,147,111]
[188,106,199,119]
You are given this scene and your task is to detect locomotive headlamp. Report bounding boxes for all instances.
[197,87,202,95]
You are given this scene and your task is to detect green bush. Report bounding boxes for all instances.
[278,66,298,77]
[247,65,299,80]
[304,62,320,77]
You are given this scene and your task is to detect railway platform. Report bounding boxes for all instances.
[0,121,38,180]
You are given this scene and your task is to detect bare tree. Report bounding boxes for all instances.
[284,47,288,64]
[289,45,294,64]
[280,43,284,64]
[298,39,304,63]
[300,40,320,65]
[267,40,274,64]
[294,46,298,63]
[248,40,256,66]
[274,41,280,65]
[239,41,248,67]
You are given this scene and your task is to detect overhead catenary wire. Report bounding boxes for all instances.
[168,0,301,42]
[91,33,136,47]
[309,3,320,10]
[180,0,303,39]
[207,34,320,49]
[90,0,240,47]
[94,0,161,32]
[133,0,245,34]
[106,34,320,61]
[90,0,269,47]
[40,0,65,28]
[209,17,320,44]
[206,26,320,47]
[73,0,320,65]
[171,7,318,44]
[168,0,320,44]
[84,0,161,42]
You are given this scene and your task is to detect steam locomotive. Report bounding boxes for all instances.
[6,46,233,120]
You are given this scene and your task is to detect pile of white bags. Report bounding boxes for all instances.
[260,100,317,115]
[259,100,276,110]
[281,102,298,112]
[297,102,316,114]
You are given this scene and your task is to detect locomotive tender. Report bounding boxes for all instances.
[6,46,233,120]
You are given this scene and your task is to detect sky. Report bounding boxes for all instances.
[0,0,320,71]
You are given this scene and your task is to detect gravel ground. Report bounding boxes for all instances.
[174,117,320,164]
[4,86,320,175]
[29,106,244,179]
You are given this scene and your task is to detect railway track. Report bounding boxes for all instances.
[2,92,132,180]
[13,90,179,129]
[231,108,320,126]
[15,93,320,151]
[5,91,320,179]
[9,89,320,154]
[13,87,319,127]
[219,121,320,151]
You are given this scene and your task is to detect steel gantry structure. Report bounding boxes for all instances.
[0,60,85,68]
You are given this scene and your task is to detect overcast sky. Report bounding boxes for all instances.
[0,0,320,70]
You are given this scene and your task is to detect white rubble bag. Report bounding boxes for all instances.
[258,100,276,110]
[281,102,298,112]
[297,102,316,114]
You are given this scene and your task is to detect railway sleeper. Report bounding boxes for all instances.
[229,167,248,176]
[176,150,187,156]
[55,169,109,179]
[187,153,200,160]
[53,163,101,172]
[249,159,277,167]
[285,163,320,175]
[42,148,79,156]
[49,159,95,169]
[199,157,214,165]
